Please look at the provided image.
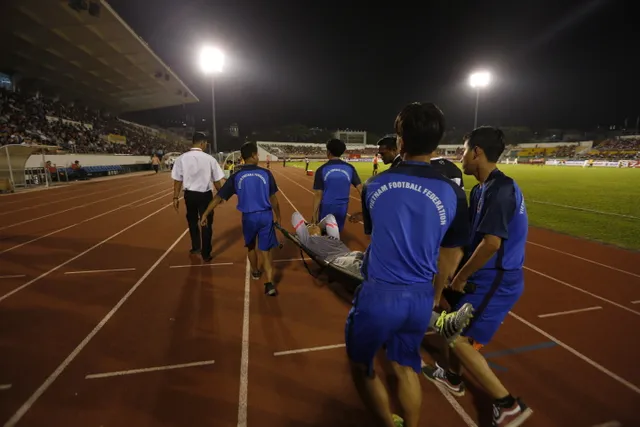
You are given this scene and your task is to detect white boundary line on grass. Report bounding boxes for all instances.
[2,228,189,427]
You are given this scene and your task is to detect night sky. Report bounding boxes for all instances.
[111,0,636,134]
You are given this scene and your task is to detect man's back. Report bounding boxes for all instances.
[361,161,468,288]
[314,159,360,204]
[220,165,277,213]
[172,149,224,192]
[430,157,464,189]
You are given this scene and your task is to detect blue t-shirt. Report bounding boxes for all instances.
[218,164,278,213]
[313,159,361,205]
[360,161,470,288]
[468,168,528,272]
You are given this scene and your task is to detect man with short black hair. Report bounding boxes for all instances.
[377,136,402,168]
[311,138,362,231]
[171,132,225,262]
[346,102,470,427]
[422,126,532,427]
[200,142,282,296]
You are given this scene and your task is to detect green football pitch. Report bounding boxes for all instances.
[286,161,640,250]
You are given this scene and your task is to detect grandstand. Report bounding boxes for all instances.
[0,0,198,189]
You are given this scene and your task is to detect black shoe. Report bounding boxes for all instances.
[190,249,201,255]
[264,282,277,296]
[251,270,262,280]
[202,254,213,262]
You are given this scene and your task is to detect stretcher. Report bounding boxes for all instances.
[274,223,363,292]
[273,222,475,303]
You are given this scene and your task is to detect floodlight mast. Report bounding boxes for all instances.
[469,71,491,129]
[199,47,225,155]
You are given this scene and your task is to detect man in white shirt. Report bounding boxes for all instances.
[171,132,226,262]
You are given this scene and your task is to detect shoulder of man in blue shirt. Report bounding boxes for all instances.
[218,164,278,201]
[361,161,470,247]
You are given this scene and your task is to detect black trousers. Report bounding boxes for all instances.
[184,189,214,256]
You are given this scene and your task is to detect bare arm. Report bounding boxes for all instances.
[213,178,225,191]
[270,194,281,225]
[200,195,224,226]
[172,180,183,211]
[311,189,323,223]
[451,235,501,291]
[433,246,464,306]
[354,183,363,196]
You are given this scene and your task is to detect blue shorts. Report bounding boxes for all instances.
[456,269,524,346]
[242,211,277,251]
[320,202,348,231]
[345,282,433,375]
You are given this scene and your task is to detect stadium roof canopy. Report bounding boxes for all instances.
[0,0,199,113]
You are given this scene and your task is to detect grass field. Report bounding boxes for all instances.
[287,160,640,251]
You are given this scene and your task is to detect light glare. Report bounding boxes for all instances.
[469,71,491,88]
[200,46,224,74]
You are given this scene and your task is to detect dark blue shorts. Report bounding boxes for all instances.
[456,269,524,346]
[242,211,277,251]
[345,282,433,375]
[320,202,348,231]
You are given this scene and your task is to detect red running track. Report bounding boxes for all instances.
[0,168,638,427]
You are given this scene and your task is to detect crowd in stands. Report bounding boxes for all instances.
[0,88,189,156]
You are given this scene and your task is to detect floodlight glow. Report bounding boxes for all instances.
[469,71,491,88]
[200,46,224,74]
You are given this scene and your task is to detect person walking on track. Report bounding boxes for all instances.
[171,132,226,262]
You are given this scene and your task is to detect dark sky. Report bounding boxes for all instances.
[111,0,637,134]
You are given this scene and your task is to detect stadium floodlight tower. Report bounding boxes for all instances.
[199,46,225,155]
[469,70,491,129]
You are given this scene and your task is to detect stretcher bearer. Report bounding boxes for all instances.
[200,142,282,296]
[172,132,225,262]
[422,127,532,427]
[346,102,470,427]
[312,138,362,231]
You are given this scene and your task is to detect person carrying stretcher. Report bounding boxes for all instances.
[289,211,475,345]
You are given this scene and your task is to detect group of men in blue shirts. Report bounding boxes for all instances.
[198,101,532,427]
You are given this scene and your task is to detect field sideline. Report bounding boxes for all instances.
[284,160,640,250]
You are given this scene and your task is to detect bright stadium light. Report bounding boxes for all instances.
[200,46,224,74]
[199,46,225,155]
[468,70,492,128]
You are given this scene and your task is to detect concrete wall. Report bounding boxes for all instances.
[26,154,151,168]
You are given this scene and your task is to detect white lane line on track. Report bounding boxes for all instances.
[524,267,640,317]
[64,268,137,275]
[85,360,215,379]
[273,257,310,263]
[2,228,189,427]
[0,198,180,304]
[0,189,171,255]
[168,262,234,269]
[537,306,602,318]
[631,300,640,304]
[526,241,640,279]
[236,259,251,427]
[0,275,26,279]
[274,344,345,356]
[274,179,478,426]
[0,385,11,391]
[590,421,621,427]
[0,181,168,231]
[509,311,640,395]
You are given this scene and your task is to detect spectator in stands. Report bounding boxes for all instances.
[70,160,88,180]
[311,138,362,231]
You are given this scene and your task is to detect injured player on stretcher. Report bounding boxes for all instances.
[290,212,475,344]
